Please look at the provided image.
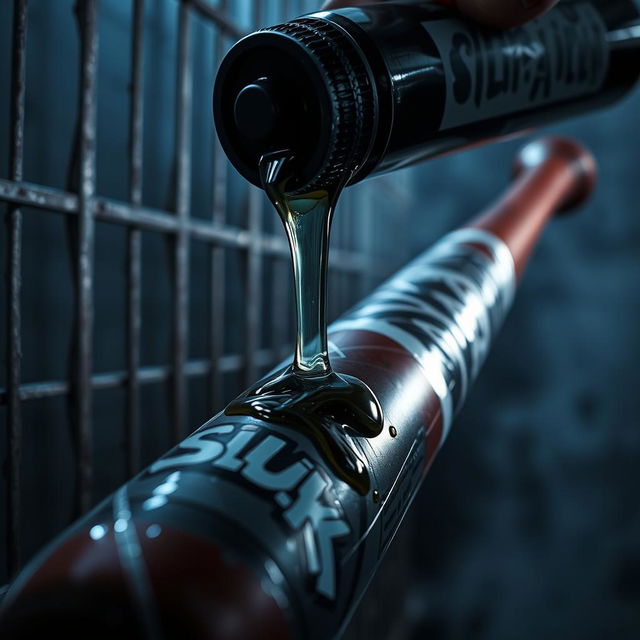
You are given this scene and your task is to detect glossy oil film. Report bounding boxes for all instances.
[225,151,384,496]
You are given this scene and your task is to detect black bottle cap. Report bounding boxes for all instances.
[233,79,281,140]
[213,18,377,193]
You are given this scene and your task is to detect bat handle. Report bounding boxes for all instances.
[469,137,597,280]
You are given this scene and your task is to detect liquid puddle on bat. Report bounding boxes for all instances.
[225,151,383,495]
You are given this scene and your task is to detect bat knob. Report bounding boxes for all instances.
[512,137,597,213]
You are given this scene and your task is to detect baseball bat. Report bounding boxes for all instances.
[0,137,596,639]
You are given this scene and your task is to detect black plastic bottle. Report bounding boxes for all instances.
[214,0,639,192]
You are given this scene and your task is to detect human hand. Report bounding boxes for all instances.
[320,0,560,29]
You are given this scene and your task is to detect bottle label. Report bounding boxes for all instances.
[424,3,609,130]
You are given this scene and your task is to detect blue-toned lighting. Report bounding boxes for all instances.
[89,524,107,541]
[143,495,168,511]
[114,518,128,533]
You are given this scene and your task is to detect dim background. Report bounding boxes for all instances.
[0,1,639,638]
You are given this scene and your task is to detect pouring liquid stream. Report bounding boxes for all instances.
[225,152,384,495]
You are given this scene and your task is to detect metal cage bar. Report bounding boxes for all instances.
[0,179,367,270]
[68,0,99,516]
[125,0,145,476]
[5,0,28,579]
[243,1,265,388]
[169,1,193,443]
[208,0,229,415]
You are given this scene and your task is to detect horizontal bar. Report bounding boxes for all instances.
[0,178,370,272]
[0,179,77,213]
[0,346,293,405]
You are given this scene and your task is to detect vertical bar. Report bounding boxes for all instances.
[5,0,27,577]
[70,0,99,515]
[208,0,228,414]
[170,1,192,441]
[243,2,264,386]
[267,0,291,369]
[125,0,144,475]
